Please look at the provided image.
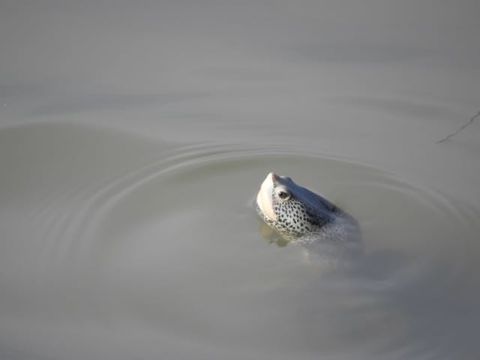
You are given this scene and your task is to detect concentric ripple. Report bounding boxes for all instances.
[0,123,479,360]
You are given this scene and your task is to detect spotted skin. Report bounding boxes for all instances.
[256,173,361,251]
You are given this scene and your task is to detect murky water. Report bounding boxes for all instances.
[1,1,480,360]
[0,123,478,360]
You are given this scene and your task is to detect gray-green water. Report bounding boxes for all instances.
[1,1,480,360]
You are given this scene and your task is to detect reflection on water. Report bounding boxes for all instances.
[32,93,208,117]
[0,123,478,360]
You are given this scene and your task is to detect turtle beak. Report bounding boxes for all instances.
[256,172,278,221]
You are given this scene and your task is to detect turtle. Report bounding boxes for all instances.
[256,172,361,262]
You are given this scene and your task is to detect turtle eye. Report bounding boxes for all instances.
[277,190,290,200]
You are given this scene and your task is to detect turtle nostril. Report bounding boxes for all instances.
[271,173,280,183]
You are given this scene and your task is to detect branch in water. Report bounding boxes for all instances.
[436,109,480,143]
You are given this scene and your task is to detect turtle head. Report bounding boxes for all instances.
[256,172,337,238]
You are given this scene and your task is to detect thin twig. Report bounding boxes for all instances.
[436,109,480,143]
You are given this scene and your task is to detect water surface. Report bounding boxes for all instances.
[0,123,478,360]
[1,1,480,359]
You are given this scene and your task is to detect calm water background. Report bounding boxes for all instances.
[1,1,480,359]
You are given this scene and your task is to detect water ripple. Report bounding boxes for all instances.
[1,124,479,360]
